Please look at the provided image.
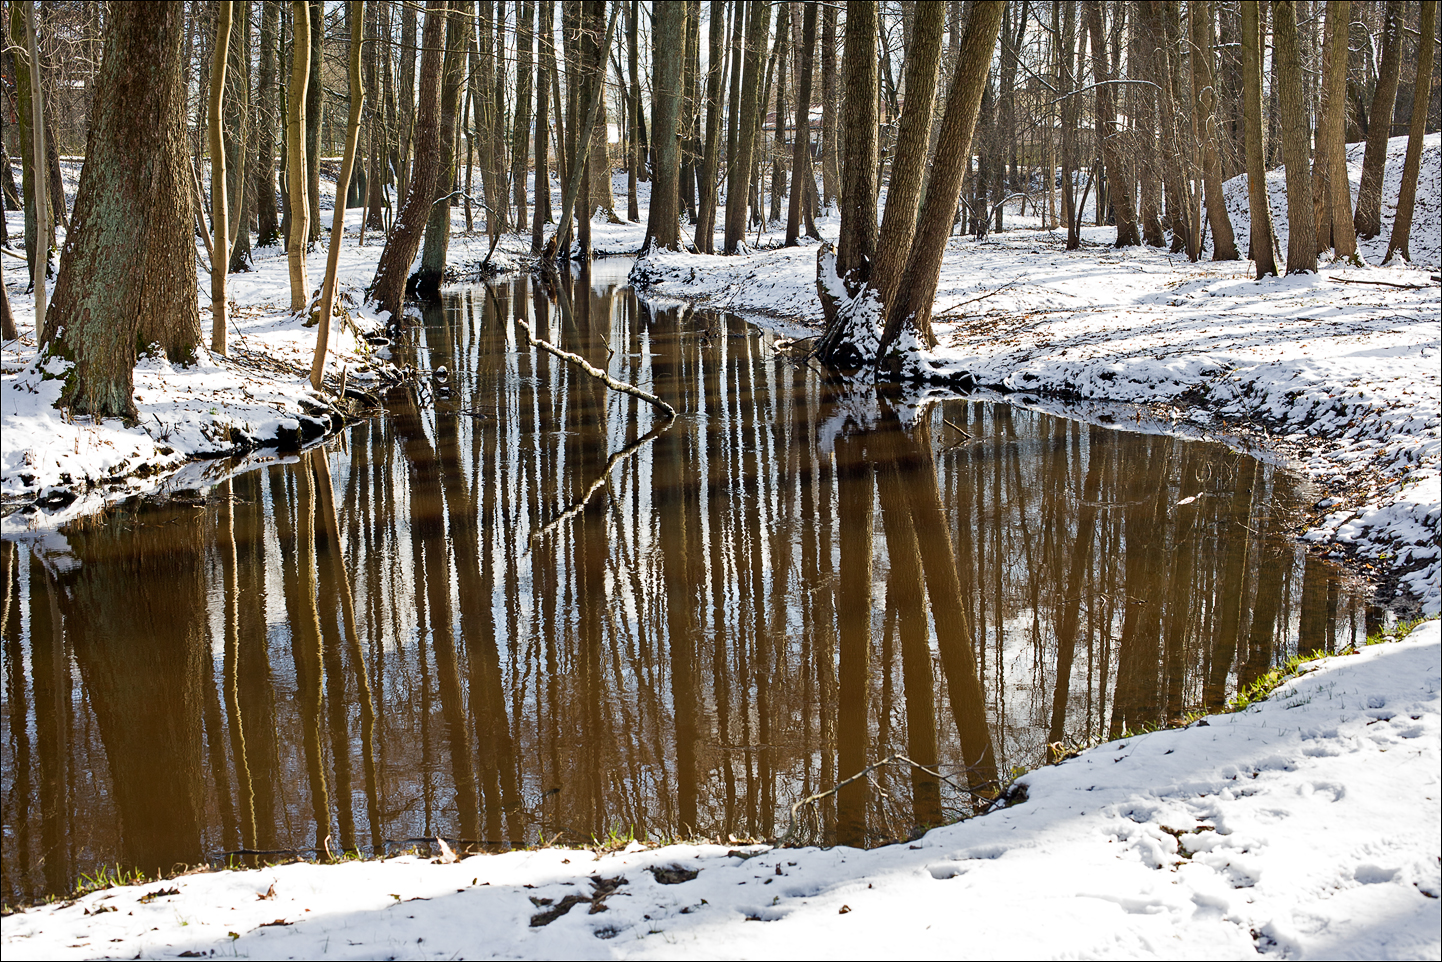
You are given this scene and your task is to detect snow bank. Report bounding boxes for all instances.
[6,622,1436,960]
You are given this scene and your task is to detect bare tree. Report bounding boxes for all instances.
[1273,0,1317,273]
[1353,0,1403,238]
[1241,0,1279,277]
[286,0,311,312]
[645,0,688,249]
[370,0,446,320]
[312,0,365,391]
[209,0,233,354]
[1190,0,1237,259]
[1384,0,1436,263]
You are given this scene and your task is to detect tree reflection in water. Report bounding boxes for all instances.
[1,266,1371,902]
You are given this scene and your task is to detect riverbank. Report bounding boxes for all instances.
[4,619,1436,960]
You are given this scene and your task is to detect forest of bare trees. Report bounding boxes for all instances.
[2,1,1439,408]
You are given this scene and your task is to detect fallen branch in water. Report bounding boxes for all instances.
[514,313,676,418]
[531,419,672,542]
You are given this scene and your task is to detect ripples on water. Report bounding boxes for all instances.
[0,264,1372,901]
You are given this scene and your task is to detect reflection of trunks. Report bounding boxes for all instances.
[0,268,1370,901]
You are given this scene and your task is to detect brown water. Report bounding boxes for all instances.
[0,264,1371,903]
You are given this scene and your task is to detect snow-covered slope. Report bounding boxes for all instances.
[1222,133,1442,269]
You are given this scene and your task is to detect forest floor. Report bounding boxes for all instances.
[3,619,1437,960]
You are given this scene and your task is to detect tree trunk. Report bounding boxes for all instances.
[227,0,254,272]
[512,0,535,232]
[696,0,727,252]
[1060,0,1083,250]
[311,0,365,391]
[1323,0,1357,261]
[1191,0,1238,259]
[1383,0,1434,263]
[371,0,445,320]
[256,0,281,245]
[1353,0,1401,238]
[645,1,687,249]
[1273,0,1317,273]
[286,0,311,311]
[395,0,418,200]
[23,0,50,329]
[866,3,943,309]
[532,0,554,253]
[768,7,789,225]
[819,2,839,207]
[626,0,641,219]
[547,0,618,257]
[418,1,466,297]
[305,0,323,244]
[210,0,233,354]
[362,0,387,233]
[1132,0,1165,246]
[1089,0,1140,247]
[10,3,43,286]
[44,2,196,417]
[723,0,771,253]
[832,0,877,279]
[785,1,816,247]
[1241,0,1279,277]
[815,1,941,368]
[880,0,1005,356]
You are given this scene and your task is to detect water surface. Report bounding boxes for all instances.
[0,264,1370,902]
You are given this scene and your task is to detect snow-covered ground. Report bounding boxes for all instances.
[4,620,1436,960]
[0,170,531,527]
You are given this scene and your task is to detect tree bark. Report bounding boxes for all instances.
[1384,0,1435,263]
[696,0,727,252]
[210,0,234,354]
[880,0,1005,355]
[645,0,687,249]
[312,0,365,391]
[23,0,50,330]
[867,2,942,309]
[286,0,311,311]
[305,0,323,243]
[1089,0,1140,247]
[532,0,554,253]
[512,0,535,232]
[418,1,466,296]
[44,2,196,417]
[1241,0,1279,277]
[785,1,817,246]
[815,1,942,368]
[256,0,281,245]
[819,2,839,207]
[226,0,254,272]
[832,0,877,279]
[1273,0,1317,273]
[1191,0,1238,259]
[724,0,771,253]
[1318,0,1357,260]
[370,0,446,320]
[1353,0,1402,238]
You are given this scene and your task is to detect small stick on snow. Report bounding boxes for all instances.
[1331,276,1434,290]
